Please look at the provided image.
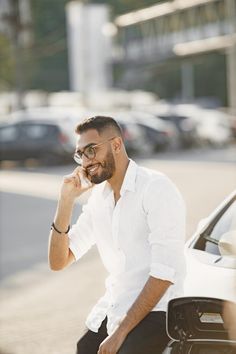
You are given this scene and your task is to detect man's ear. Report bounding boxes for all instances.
[112,137,122,154]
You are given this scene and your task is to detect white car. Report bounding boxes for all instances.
[184,190,236,302]
[195,110,233,147]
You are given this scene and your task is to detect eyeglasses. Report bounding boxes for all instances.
[73,137,116,165]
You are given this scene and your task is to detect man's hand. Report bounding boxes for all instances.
[98,330,127,354]
[61,166,93,201]
[97,277,171,354]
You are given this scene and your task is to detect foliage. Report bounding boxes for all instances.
[92,0,163,15]
[0,34,14,90]
[28,0,69,91]
[0,0,228,106]
[27,0,163,91]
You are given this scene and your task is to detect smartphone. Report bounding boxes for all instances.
[79,171,92,189]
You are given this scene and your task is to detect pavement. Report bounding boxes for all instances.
[0,153,235,354]
[0,248,107,354]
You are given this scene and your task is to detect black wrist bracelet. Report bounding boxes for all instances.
[51,222,70,234]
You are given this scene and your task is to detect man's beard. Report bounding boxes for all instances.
[88,149,116,184]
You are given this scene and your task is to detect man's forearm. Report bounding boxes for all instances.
[48,167,92,271]
[117,276,171,337]
[48,197,75,270]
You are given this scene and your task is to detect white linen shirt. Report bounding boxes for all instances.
[68,159,186,335]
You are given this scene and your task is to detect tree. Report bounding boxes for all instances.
[0,0,165,92]
[28,0,69,91]
[93,0,164,15]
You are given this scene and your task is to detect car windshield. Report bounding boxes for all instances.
[203,199,236,255]
[209,200,236,242]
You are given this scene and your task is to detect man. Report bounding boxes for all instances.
[48,116,186,354]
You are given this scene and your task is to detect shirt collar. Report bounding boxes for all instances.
[120,159,137,196]
[101,159,137,199]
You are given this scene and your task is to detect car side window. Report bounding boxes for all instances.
[0,126,18,142]
[204,200,236,255]
[22,125,49,139]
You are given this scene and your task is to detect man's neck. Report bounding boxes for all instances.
[108,157,130,203]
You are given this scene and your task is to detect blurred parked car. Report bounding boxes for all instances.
[163,296,236,353]
[184,189,236,302]
[132,111,179,151]
[173,104,233,147]
[113,110,178,153]
[0,119,76,164]
[118,120,148,155]
[228,114,236,139]
[138,102,198,148]
[194,110,233,147]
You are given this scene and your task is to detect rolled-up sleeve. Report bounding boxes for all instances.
[68,197,95,261]
[143,177,186,284]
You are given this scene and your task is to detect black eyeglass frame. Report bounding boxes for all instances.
[73,136,116,165]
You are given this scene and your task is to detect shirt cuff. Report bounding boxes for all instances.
[69,241,80,261]
[149,262,176,283]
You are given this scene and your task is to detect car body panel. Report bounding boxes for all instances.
[184,190,236,302]
[184,250,236,302]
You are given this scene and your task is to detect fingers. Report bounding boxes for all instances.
[76,166,91,181]
[63,171,81,188]
[63,167,92,189]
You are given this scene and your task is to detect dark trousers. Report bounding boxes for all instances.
[76,311,169,354]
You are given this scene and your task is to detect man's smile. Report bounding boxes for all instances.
[86,163,101,175]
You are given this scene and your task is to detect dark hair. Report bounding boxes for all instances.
[75,116,123,138]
